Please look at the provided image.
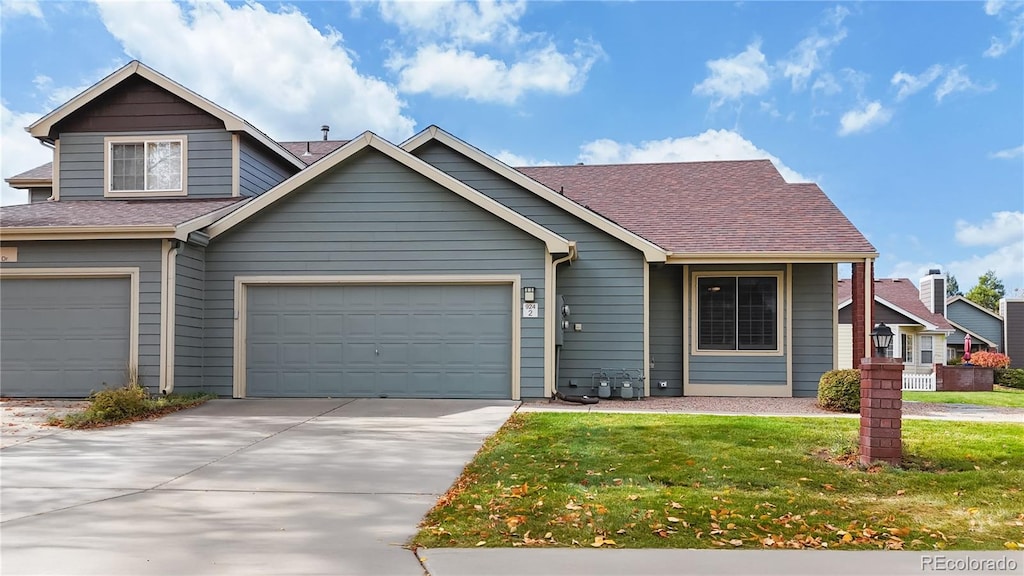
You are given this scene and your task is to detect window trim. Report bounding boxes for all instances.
[919,334,933,365]
[104,135,188,198]
[690,270,784,356]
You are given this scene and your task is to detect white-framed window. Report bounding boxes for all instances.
[919,335,933,365]
[694,273,781,353]
[104,135,187,197]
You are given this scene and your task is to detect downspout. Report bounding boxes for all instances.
[160,240,181,395]
[551,242,577,395]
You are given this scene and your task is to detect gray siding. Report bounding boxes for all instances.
[649,265,683,396]
[174,243,206,392]
[58,130,232,199]
[0,240,163,392]
[413,142,645,394]
[791,263,834,397]
[239,136,296,197]
[839,302,916,325]
[687,264,787,388]
[1004,300,1024,369]
[204,149,547,398]
[29,188,52,203]
[947,300,1003,351]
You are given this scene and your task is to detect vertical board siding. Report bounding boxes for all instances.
[649,265,683,396]
[175,243,206,392]
[204,149,546,398]
[0,240,163,392]
[414,142,645,394]
[239,136,297,197]
[58,130,232,199]
[791,263,834,397]
[947,301,1003,350]
[687,264,787,386]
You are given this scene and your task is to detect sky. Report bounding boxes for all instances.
[1,0,1022,295]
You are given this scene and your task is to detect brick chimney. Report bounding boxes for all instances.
[919,268,945,316]
[852,260,875,367]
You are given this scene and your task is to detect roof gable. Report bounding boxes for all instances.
[838,278,954,331]
[28,61,304,170]
[401,126,667,262]
[946,295,1005,321]
[206,132,573,255]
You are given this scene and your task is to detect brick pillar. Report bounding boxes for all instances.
[851,260,874,368]
[859,357,903,467]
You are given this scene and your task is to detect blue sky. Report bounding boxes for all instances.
[2,0,1022,294]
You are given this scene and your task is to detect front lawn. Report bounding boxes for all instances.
[904,386,1024,408]
[415,413,1024,551]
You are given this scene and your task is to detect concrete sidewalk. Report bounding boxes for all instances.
[419,548,1024,576]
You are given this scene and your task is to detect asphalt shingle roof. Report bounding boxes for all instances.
[838,278,953,330]
[6,162,53,184]
[0,198,245,228]
[280,140,349,165]
[519,160,876,255]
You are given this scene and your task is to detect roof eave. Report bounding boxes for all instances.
[4,178,52,189]
[1,225,178,241]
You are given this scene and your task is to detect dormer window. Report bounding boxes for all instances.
[104,135,187,197]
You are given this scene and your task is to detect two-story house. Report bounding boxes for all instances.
[1,61,878,400]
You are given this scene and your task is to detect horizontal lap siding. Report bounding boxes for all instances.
[239,137,296,197]
[0,240,163,392]
[204,149,546,398]
[414,142,644,395]
[687,264,787,387]
[59,130,232,199]
[649,265,683,396]
[792,263,834,397]
[947,301,1003,350]
[175,244,205,392]
[29,188,52,203]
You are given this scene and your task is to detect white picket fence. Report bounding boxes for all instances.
[902,372,936,391]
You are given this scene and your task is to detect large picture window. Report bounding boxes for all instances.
[105,136,186,196]
[697,275,779,352]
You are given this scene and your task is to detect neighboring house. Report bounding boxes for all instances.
[945,295,1004,359]
[0,61,877,400]
[837,272,954,374]
[1000,298,1024,369]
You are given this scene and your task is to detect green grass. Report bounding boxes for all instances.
[904,386,1024,408]
[414,413,1024,551]
[49,390,216,428]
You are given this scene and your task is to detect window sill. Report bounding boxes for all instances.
[690,349,784,357]
[104,190,188,198]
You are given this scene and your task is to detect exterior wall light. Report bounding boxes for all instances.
[523,287,535,303]
[871,322,894,358]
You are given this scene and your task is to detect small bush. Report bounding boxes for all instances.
[947,357,962,366]
[52,387,216,429]
[995,368,1024,389]
[89,383,149,420]
[970,351,1011,369]
[817,369,861,413]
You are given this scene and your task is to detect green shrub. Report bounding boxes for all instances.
[88,383,149,421]
[995,368,1024,389]
[817,369,861,413]
[947,357,962,366]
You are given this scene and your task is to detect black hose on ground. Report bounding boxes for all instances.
[553,390,599,405]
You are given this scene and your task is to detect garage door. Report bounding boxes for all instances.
[1,277,131,397]
[246,284,512,398]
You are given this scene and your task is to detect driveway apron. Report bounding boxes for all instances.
[0,399,517,576]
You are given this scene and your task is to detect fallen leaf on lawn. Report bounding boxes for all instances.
[774,460,782,464]
[1005,542,1020,550]
[565,501,582,510]
[729,539,743,547]
[670,501,683,509]
[544,532,553,539]
[842,533,853,543]
[667,517,681,523]
[591,536,616,547]
[896,489,906,496]
[823,484,835,491]
[476,541,487,547]
[627,495,640,501]
[798,477,812,482]
[763,537,775,546]
[967,507,979,515]
[616,529,627,534]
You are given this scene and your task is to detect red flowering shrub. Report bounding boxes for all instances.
[969,351,1011,369]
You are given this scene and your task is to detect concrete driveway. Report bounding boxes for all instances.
[1,398,517,576]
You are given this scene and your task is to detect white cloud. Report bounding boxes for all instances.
[891,65,944,101]
[494,150,555,167]
[390,41,602,104]
[983,0,1024,57]
[991,145,1024,159]
[779,5,849,91]
[93,0,414,142]
[837,101,892,136]
[811,72,842,96]
[1,102,51,206]
[376,0,527,45]
[577,129,810,183]
[1,0,43,21]
[934,65,996,102]
[378,0,603,104]
[693,41,772,105]
[955,211,1024,247]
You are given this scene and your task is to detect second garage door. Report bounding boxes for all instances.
[246,284,512,398]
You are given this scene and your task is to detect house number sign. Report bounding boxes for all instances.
[522,302,539,318]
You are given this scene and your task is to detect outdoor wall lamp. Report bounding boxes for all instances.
[523,286,536,303]
[871,322,894,358]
